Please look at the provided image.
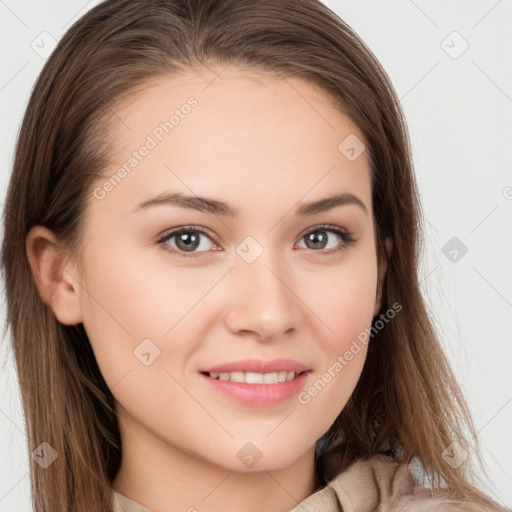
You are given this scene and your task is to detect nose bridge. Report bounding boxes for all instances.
[225,237,300,339]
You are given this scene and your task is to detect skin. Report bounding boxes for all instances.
[27,65,390,512]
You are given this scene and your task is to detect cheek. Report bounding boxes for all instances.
[292,249,377,411]
[78,241,224,384]
[81,233,214,330]
[299,253,378,351]
[294,264,377,436]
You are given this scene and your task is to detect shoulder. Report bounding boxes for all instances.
[111,488,153,512]
[323,455,508,512]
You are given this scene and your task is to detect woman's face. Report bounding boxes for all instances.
[68,66,383,473]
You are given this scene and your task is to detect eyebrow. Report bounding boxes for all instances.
[131,191,368,216]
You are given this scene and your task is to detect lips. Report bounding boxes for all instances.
[200,369,310,406]
[199,358,311,405]
[200,358,310,374]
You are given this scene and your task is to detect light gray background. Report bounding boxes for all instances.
[1,1,511,510]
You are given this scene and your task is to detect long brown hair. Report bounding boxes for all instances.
[0,0,503,510]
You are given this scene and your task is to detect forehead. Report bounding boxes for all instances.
[93,66,372,218]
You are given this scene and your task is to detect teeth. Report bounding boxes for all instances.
[208,371,298,384]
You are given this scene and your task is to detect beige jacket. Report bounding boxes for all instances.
[111,455,509,512]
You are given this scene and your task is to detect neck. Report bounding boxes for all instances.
[111,410,319,512]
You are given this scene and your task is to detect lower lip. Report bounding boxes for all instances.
[200,371,310,406]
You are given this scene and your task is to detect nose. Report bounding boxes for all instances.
[223,249,302,342]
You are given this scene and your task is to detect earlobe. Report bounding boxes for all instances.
[25,226,83,325]
[373,237,393,316]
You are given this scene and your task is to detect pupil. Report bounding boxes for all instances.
[308,231,326,249]
[177,232,199,251]
[174,231,329,252]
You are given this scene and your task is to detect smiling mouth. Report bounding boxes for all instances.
[201,370,309,384]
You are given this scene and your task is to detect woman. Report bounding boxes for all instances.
[1,0,507,510]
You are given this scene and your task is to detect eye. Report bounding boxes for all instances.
[156,226,218,257]
[297,225,355,253]
[156,224,356,258]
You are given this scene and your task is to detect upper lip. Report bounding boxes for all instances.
[200,358,310,374]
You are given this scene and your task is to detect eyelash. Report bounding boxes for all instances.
[155,224,356,258]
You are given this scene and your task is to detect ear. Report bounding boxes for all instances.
[373,237,393,316]
[25,225,83,325]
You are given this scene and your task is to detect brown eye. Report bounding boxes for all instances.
[297,225,355,253]
[158,227,216,256]
[173,231,202,252]
[304,230,330,250]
